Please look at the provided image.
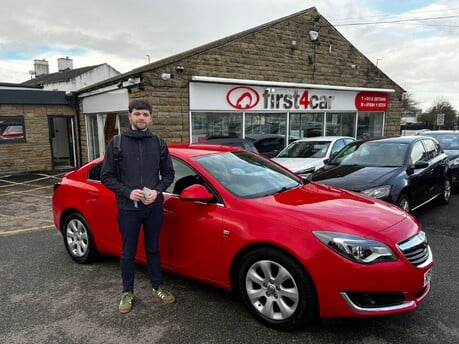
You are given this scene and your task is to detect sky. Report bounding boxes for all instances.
[1,0,459,112]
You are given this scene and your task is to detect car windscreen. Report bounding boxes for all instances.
[277,141,331,158]
[330,142,408,167]
[423,133,459,150]
[194,151,301,198]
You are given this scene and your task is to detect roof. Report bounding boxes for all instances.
[78,7,322,93]
[169,143,239,158]
[78,6,404,94]
[360,136,426,144]
[21,64,105,86]
[294,136,355,142]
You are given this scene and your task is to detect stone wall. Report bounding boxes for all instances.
[0,104,76,174]
[122,8,403,148]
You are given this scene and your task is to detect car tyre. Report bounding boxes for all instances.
[437,177,451,205]
[63,213,99,264]
[238,247,317,331]
[397,193,410,212]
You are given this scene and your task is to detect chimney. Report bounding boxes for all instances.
[57,56,73,71]
[33,59,49,76]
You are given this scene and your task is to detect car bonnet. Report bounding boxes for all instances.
[312,166,400,191]
[271,157,323,172]
[245,182,409,236]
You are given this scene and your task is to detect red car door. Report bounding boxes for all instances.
[160,194,225,284]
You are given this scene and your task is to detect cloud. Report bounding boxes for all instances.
[1,0,459,112]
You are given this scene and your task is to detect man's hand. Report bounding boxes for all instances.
[130,189,145,202]
[142,187,158,205]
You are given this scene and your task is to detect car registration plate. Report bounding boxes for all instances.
[424,268,433,287]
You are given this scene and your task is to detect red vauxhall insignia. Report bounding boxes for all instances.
[52,144,433,330]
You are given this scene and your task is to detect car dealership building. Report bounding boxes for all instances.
[0,7,404,174]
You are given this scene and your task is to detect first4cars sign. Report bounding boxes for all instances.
[190,82,390,112]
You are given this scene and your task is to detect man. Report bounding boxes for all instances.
[101,99,175,314]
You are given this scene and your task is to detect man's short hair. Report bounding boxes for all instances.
[129,99,152,113]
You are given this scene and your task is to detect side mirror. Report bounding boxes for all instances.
[180,184,213,202]
[413,161,429,169]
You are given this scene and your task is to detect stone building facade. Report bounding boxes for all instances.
[78,7,404,165]
[1,7,405,174]
[0,86,76,174]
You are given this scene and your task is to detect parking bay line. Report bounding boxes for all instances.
[0,225,55,236]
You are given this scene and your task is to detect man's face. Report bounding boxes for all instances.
[128,108,152,130]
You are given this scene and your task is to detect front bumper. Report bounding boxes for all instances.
[306,223,433,318]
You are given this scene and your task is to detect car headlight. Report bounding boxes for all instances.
[450,157,459,166]
[313,231,396,264]
[360,185,391,199]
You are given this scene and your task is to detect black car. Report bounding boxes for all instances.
[246,134,297,158]
[311,136,451,212]
[417,130,459,188]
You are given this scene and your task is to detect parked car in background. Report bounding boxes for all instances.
[246,134,297,157]
[0,125,24,140]
[201,136,259,153]
[272,136,355,178]
[311,136,451,212]
[53,144,433,330]
[417,130,459,188]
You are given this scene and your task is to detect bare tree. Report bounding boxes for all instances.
[401,92,422,114]
[419,99,458,129]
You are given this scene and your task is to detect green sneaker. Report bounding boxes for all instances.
[119,292,133,314]
[152,287,175,304]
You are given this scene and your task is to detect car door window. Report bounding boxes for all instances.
[331,139,345,155]
[167,158,203,195]
[88,163,102,181]
[422,139,437,161]
[410,141,426,164]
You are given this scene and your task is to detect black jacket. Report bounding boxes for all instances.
[100,128,175,210]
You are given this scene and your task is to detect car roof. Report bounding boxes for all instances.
[169,143,242,158]
[292,136,354,143]
[418,130,459,135]
[204,136,252,142]
[356,136,427,144]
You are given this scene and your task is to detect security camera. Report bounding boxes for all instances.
[309,30,319,42]
[175,66,184,74]
[161,72,174,80]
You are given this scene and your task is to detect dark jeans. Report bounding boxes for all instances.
[118,204,164,292]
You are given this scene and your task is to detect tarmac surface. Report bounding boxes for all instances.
[1,170,458,343]
[0,171,67,235]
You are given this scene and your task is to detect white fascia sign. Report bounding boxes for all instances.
[190,77,393,112]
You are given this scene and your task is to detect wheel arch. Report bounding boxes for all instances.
[229,242,318,303]
[59,208,101,253]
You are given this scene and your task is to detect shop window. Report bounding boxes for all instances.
[357,112,384,138]
[289,113,324,138]
[191,112,242,142]
[326,112,355,137]
[245,113,286,136]
[86,112,128,161]
[0,116,26,143]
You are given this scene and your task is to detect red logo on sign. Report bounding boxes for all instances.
[226,86,260,109]
[355,92,388,111]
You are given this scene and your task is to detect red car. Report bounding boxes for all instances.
[0,125,24,140]
[52,144,433,330]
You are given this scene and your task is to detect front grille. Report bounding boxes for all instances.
[397,231,432,267]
